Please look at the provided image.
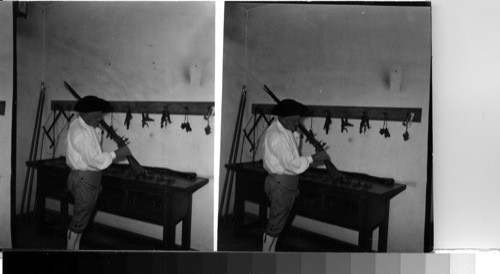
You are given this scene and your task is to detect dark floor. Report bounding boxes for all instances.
[217,214,359,252]
[13,211,358,252]
[13,210,163,250]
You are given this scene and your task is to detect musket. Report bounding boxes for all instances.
[263,85,342,182]
[64,81,146,176]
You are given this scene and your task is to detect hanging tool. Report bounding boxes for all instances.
[141,113,154,128]
[379,112,390,138]
[323,111,332,134]
[180,107,192,132]
[341,117,353,133]
[403,112,415,127]
[359,111,371,134]
[64,81,146,176]
[403,126,409,141]
[402,112,413,141]
[205,121,211,135]
[160,106,171,129]
[263,85,342,182]
[124,107,132,130]
[204,106,214,135]
[204,106,214,120]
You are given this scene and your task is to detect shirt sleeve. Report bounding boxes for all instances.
[72,133,116,170]
[269,135,311,175]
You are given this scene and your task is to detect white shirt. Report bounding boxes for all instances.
[263,120,313,175]
[66,116,116,171]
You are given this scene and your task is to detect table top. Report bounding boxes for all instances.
[28,157,209,193]
[227,161,406,199]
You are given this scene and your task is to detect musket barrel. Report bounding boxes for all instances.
[64,82,83,100]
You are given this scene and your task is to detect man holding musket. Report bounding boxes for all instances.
[262,99,330,252]
[65,95,131,249]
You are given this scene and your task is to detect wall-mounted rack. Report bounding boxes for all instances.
[52,101,215,116]
[0,101,5,115]
[252,104,422,123]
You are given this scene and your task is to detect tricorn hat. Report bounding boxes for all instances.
[74,96,112,113]
[271,99,308,117]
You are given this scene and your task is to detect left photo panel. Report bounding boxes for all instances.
[9,1,215,251]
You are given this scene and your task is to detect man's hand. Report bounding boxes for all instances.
[115,146,132,158]
[311,150,330,162]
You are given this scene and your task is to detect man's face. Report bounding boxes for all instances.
[81,111,103,128]
[280,115,301,131]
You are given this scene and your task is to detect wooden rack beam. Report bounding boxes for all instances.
[252,104,422,123]
[0,101,5,115]
[52,101,215,116]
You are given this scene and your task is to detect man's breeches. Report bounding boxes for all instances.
[264,174,299,237]
[67,170,102,233]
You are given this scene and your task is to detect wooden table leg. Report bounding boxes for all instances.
[358,197,372,251]
[358,228,373,252]
[378,203,390,252]
[181,196,192,250]
[163,192,174,250]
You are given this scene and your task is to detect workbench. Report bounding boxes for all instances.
[227,161,406,252]
[27,157,209,250]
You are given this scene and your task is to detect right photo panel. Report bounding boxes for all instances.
[218,2,431,253]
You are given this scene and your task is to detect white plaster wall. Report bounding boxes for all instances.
[0,2,13,248]
[17,1,215,251]
[221,3,430,252]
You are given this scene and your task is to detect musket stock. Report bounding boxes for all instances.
[64,82,145,175]
[263,85,341,181]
